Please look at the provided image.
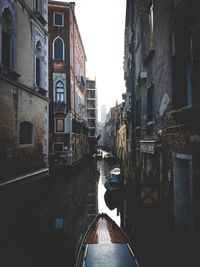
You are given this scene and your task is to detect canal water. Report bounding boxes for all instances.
[97,151,120,226]
[46,150,121,266]
[1,150,121,267]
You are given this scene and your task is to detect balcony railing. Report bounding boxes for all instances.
[87,92,95,98]
[87,105,96,109]
[53,102,67,114]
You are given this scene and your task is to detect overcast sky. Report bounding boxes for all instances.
[53,0,126,119]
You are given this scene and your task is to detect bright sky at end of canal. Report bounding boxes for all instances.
[52,0,126,120]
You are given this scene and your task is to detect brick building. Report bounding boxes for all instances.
[0,0,49,181]
[124,0,200,236]
[48,1,88,166]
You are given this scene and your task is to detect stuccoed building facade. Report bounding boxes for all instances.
[123,0,135,164]
[48,1,88,167]
[0,0,49,181]
[116,102,127,162]
[125,0,200,236]
[102,103,124,157]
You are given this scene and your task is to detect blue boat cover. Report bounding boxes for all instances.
[84,243,138,267]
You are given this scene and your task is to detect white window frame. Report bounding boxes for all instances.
[55,118,65,134]
[53,73,66,103]
[53,12,64,27]
[53,36,65,60]
[55,80,65,102]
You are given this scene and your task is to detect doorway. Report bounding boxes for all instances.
[173,153,193,233]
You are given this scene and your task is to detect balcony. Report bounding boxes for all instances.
[88,120,96,128]
[53,102,67,114]
[87,106,96,110]
[87,91,95,98]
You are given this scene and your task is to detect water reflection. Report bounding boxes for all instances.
[47,152,121,265]
[97,150,121,226]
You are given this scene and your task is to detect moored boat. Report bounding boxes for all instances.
[104,167,123,191]
[104,189,124,210]
[75,213,139,267]
[104,152,118,164]
[92,150,103,160]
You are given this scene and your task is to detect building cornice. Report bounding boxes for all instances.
[0,75,50,102]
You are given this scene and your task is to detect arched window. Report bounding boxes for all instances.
[35,41,45,88]
[19,121,33,145]
[36,0,43,15]
[54,37,64,60]
[36,41,42,86]
[1,6,16,70]
[55,81,64,102]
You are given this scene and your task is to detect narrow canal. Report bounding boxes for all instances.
[46,149,121,266]
[97,151,120,226]
[0,150,121,267]
[48,150,121,266]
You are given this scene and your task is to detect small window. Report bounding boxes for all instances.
[55,81,64,102]
[36,41,42,87]
[36,0,43,15]
[54,13,64,27]
[147,84,153,122]
[36,57,40,86]
[19,121,33,145]
[2,8,13,69]
[56,119,65,132]
[54,37,64,60]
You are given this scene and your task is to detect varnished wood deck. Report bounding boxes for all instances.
[85,215,128,244]
[75,213,139,267]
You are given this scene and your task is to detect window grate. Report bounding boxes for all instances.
[19,122,33,145]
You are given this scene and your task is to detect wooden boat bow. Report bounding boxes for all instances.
[75,213,139,267]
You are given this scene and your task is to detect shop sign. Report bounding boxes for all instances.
[140,142,156,154]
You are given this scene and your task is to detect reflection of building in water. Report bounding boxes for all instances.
[50,163,98,253]
[97,159,121,226]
